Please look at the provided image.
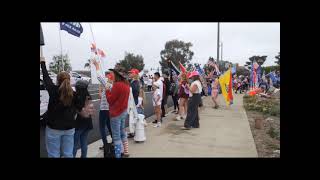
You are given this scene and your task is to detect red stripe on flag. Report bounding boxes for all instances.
[227,70,233,104]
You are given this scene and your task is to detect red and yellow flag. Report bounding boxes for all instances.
[219,69,233,106]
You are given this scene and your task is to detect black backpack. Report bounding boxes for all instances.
[103,141,115,158]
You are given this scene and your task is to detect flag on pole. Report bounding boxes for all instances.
[91,43,97,54]
[60,22,83,37]
[219,69,233,106]
[170,61,181,75]
[97,48,106,58]
[231,66,236,74]
[253,61,259,70]
[179,62,186,73]
[90,43,100,84]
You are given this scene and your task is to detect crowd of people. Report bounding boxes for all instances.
[41,54,280,158]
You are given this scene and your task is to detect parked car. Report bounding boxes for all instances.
[70,71,91,84]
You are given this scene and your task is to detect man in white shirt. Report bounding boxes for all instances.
[154,72,163,101]
[153,72,163,124]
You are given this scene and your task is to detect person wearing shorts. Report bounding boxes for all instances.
[211,77,219,109]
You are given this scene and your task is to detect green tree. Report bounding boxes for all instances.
[275,52,280,65]
[249,55,267,66]
[84,59,91,70]
[159,39,194,73]
[236,66,250,76]
[262,65,280,74]
[118,52,145,72]
[49,54,72,74]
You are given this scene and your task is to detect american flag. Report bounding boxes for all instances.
[207,60,215,67]
[91,43,97,55]
[97,48,106,58]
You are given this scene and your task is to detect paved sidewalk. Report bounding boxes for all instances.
[77,94,257,157]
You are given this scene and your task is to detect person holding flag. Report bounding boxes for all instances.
[181,71,203,130]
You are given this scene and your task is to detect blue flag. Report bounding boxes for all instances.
[231,66,236,74]
[60,22,83,37]
[269,72,277,84]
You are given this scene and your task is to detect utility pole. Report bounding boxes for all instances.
[217,22,220,63]
[221,42,223,61]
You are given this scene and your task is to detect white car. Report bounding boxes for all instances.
[70,72,91,84]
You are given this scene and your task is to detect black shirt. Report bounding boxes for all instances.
[41,62,77,130]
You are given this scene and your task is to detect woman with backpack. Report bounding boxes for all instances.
[73,80,94,158]
[40,57,77,158]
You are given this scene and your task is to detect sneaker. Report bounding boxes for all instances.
[175,116,182,121]
[121,153,130,158]
[153,122,161,128]
[181,126,191,130]
[127,133,134,138]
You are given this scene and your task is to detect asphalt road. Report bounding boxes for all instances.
[40,89,173,157]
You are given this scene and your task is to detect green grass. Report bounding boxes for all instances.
[243,95,280,117]
[268,126,280,140]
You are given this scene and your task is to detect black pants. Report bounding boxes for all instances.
[161,96,168,117]
[184,94,201,128]
[172,94,179,111]
[147,85,152,91]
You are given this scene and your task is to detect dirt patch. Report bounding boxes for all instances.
[243,95,280,158]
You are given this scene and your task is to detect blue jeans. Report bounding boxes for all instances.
[137,107,144,115]
[45,126,75,158]
[99,110,111,146]
[110,110,128,146]
[73,128,91,158]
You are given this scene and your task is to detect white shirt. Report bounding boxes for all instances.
[147,78,153,86]
[137,97,143,108]
[152,89,161,106]
[189,80,202,97]
[155,79,163,101]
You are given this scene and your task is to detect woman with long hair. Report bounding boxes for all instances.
[176,73,189,121]
[181,71,203,130]
[40,57,77,158]
[73,80,94,158]
[106,66,130,158]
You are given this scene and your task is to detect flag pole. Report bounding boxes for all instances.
[40,46,43,57]
[58,24,64,72]
[89,23,105,73]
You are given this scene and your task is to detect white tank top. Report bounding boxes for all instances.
[190,80,202,97]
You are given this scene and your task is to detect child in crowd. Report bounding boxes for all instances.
[137,87,147,127]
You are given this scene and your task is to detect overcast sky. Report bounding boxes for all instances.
[41,22,280,71]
